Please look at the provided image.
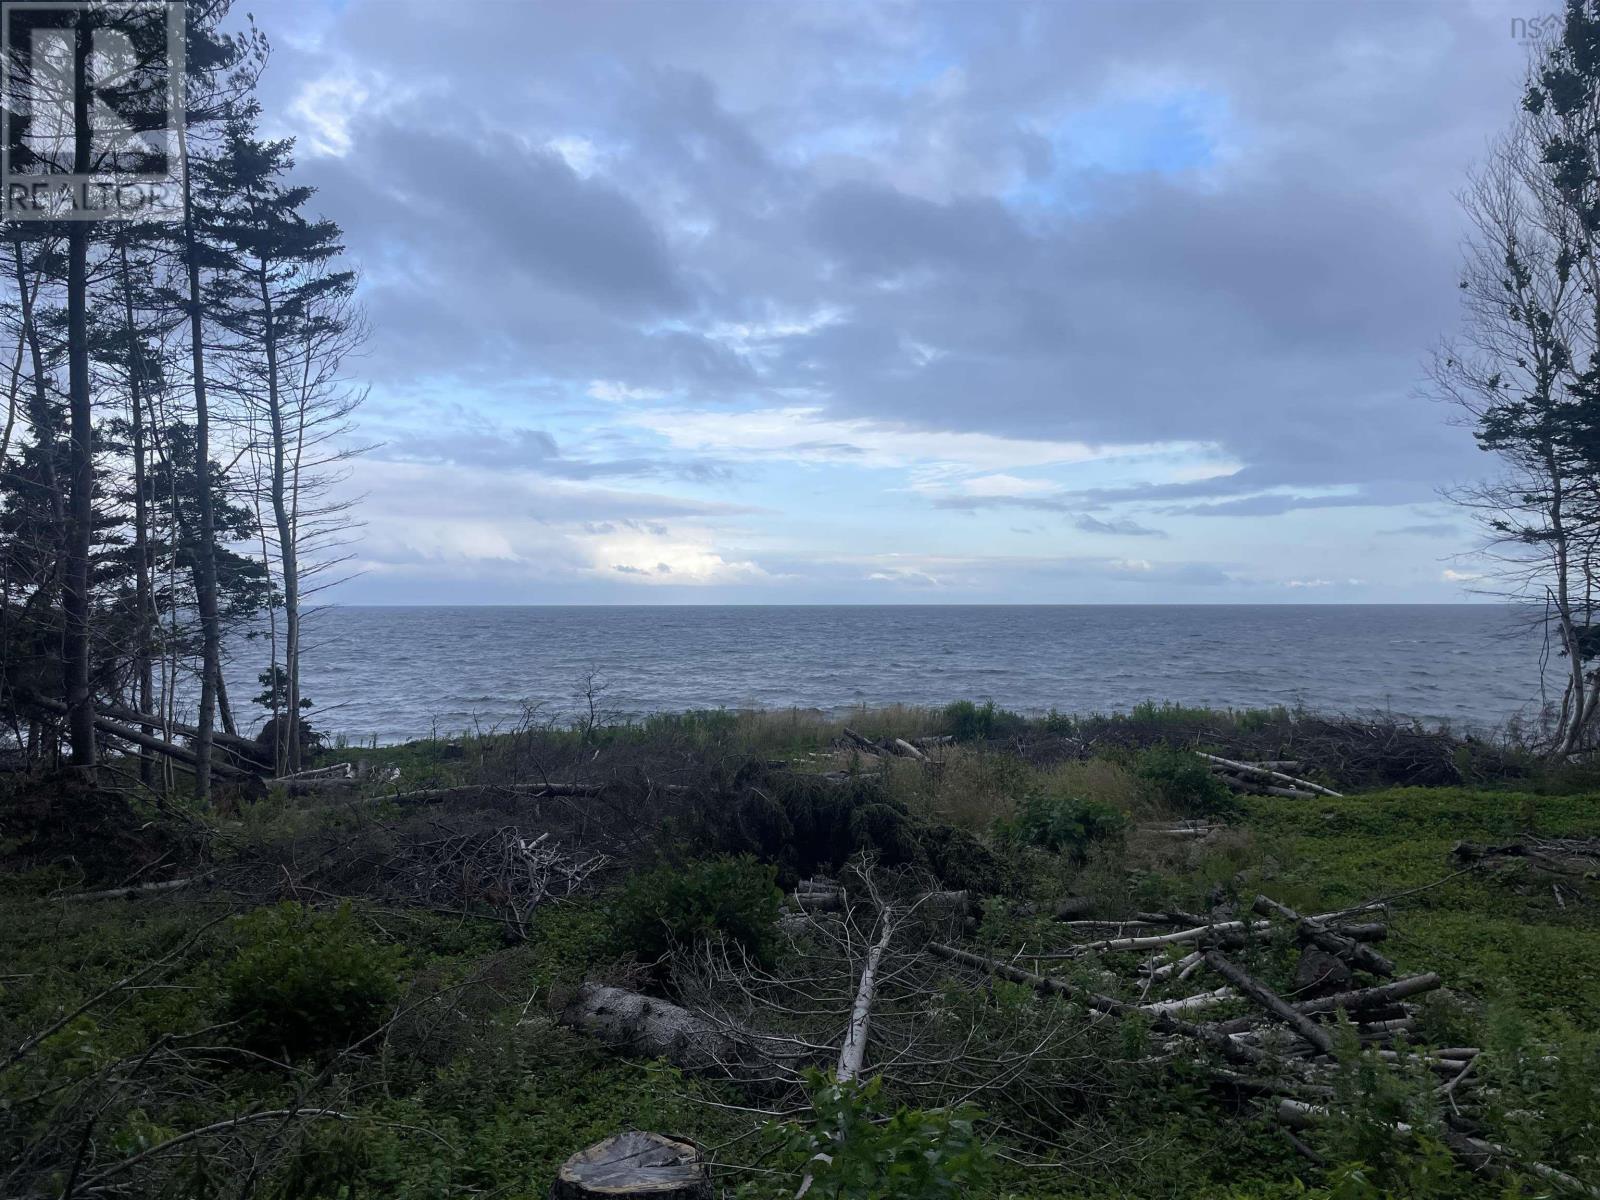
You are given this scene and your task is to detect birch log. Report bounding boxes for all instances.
[1196,753,1342,798]
[836,915,897,1083]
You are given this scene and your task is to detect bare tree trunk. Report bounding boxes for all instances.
[62,22,96,775]
[179,123,221,802]
[118,243,156,786]
[258,264,301,772]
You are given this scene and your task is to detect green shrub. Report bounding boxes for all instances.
[612,856,782,963]
[999,793,1127,862]
[223,902,403,1059]
[940,700,1026,743]
[748,1071,992,1200]
[1135,746,1238,817]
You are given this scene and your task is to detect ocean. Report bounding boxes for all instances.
[222,604,1554,745]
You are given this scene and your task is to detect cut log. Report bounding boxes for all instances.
[557,982,799,1077]
[1138,986,1239,1017]
[891,737,927,761]
[550,1131,711,1199]
[1206,972,1442,1034]
[1204,951,1335,1055]
[1196,752,1342,798]
[1253,895,1396,977]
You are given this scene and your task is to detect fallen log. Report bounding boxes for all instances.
[1196,752,1342,798]
[21,696,258,780]
[841,727,881,756]
[270,762,354,784]
[550,1131,711,1199]
[1138,986,1239,1017]
[374,781,606,806]
[891,738,927,761]
[57,872,214,902]
[1066,918,1272,957]
[837,912,898,1082]
[1204,951,1335,1056]
[1253,895,1396,978]
[1206,973,1442,1035]
[96,701,272,769]
[557,982,803,1078]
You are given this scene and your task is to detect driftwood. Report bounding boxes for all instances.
[549,1131,711,1199]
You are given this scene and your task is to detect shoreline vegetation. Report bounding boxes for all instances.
[3,698,1598,1199]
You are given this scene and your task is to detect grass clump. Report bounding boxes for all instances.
[612,855,783,964]
[223,901,403,1059]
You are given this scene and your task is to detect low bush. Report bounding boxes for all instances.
[612,855,782,964]
[223,901,403,1059]
[999,793,1127,862]
[940,699,1027,743]
[747,1071,992,1200]
[1135,746,1238,817]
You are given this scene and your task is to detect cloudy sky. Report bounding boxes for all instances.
[246,0,1542,604]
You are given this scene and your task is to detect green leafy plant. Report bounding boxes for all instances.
[611,855,782,964]
[223,902,403,1059]
[999,793,1127,861]
[1135,746,1238,817]
[749,1070,992,1200]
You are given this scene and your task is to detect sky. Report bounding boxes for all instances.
[243,0,1548,605]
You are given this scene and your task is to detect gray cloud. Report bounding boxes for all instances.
[1073,514,1167,538]
[249,0,1530,582]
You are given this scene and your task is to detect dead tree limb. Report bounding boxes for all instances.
[1203,951,1335,1056]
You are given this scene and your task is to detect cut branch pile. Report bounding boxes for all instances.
[928,890,1599,1195]
[1199,752,1342,800]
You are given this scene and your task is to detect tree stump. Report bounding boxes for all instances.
[550,1131,711,1198]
